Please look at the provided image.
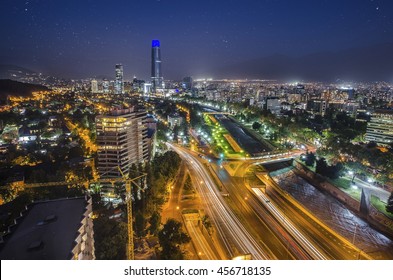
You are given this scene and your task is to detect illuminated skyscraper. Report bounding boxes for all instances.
[102,79,110,93]
[91,79,98,93]
[114,64,124,94]
[96,108,149,177]
[151,40,164,90]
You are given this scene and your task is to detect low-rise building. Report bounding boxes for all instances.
[365,110,393,146]
[167,113,183,128]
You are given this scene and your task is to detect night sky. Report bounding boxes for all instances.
[1,0,393,80]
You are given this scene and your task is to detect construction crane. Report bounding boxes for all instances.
[5,168,147,260]
[116,166,146,260]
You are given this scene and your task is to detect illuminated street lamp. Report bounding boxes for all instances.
[347,170,356,182]
[173,205,180,217]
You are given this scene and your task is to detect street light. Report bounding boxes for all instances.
[173,205,180,217]
[347,170,356,182]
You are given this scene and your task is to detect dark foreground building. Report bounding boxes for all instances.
[0,196,95,260]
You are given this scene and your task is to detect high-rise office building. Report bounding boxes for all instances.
[96,108,149,177]
[102,79,110,93]
[365,110,393,146]
[114,64,124,94]
[306,99,327,116]
[182,76,193,90]
[151,40,164,91]
[91,79,98,93]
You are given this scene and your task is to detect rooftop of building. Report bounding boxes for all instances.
[374,109,393,115]
[168,112,182,118]
[96,106,149,118]
[0,197,89,260]
[107,107,135,116]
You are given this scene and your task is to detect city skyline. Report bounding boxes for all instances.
[1,70,393,261]
[1,0,393,265]
[1,0,393,81]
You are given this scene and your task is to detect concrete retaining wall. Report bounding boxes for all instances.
[292,161,393,238]
[368,206,393,238]
[293,161,360,212]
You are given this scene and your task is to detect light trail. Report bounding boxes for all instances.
[252,188,328,260]
[169,143,271,260]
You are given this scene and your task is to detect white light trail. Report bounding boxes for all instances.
[252,188,328,260]
[170,144,270,260]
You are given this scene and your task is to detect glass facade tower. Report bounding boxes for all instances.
[151,40,164,90]
[114,64,124,94]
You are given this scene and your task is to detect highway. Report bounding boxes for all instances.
[208,161,313,259]
[169,143,371,260]
[168,143,271,260]
[252,188,328,260]
[171,144,317,259]
[210,152,373,259]
[203,153,371,260]
[259,172,372,260]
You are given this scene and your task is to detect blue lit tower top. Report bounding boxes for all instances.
[152,40,160,47]
[151,40,163,91]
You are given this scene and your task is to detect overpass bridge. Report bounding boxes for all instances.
[203,111,232,115]
[221,152,299,177]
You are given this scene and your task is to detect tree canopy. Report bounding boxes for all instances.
[93,216,127,260]
[158,219,190,260]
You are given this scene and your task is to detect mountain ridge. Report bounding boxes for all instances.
[0,79,50,103]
